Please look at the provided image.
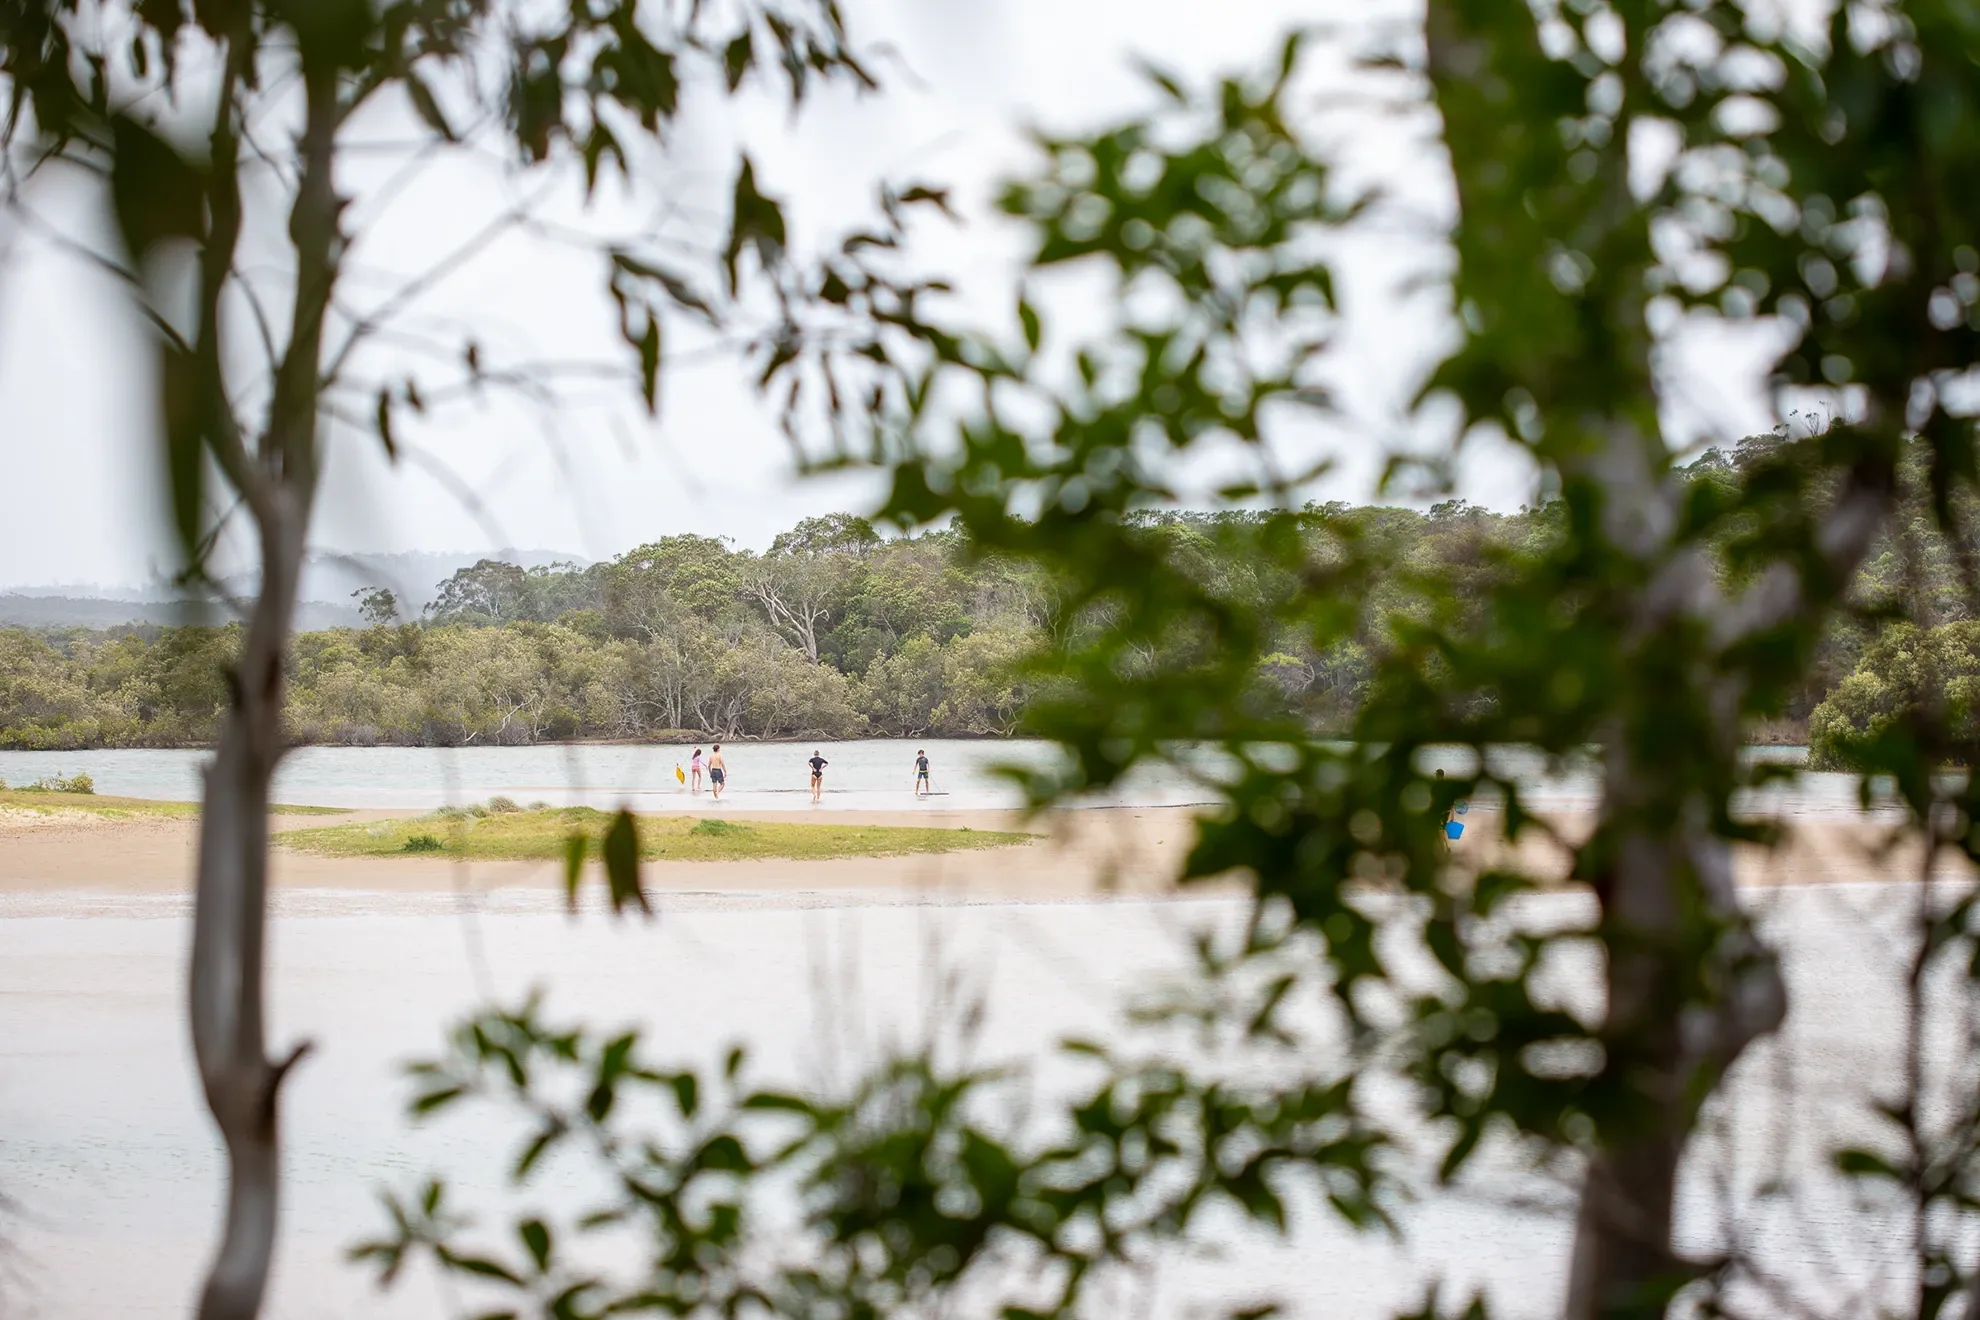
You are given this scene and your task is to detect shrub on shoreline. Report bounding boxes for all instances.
[22,772,94,795]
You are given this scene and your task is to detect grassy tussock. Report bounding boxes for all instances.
[277,806,1036,864]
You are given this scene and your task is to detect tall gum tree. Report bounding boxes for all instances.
[0,0,885,1313]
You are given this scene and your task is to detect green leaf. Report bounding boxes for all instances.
[601,808,650,917]
[897,184,955,219]
[1019,296,1041,353]
[581,121,623,194]
[671,1071,699,1118]
[374,388,397,460]
[109,115,205,258]
[741,1090,813,1114]
[562,831,587,914]
[513,1118,566,1180]
[724,29,753,91]
[518,1218,552,1273]
[1836,1148,1905,1182]
[158,349,205,559]
[437,1249,523,1285]
[405,71,456,142]
[695,1133,753,1172]
[1134,58,1189,104]
[610,251,716,319]
[411,1085,464,1116]
[637,317,661,415]
[723,155,787,296]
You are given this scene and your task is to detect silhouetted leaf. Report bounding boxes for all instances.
[518,1218,551,1272]
[601,808,649,916]
[723,155,786,296]
[405,70,455,141]
[562,831,587,914]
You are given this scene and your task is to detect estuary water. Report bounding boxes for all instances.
[0,739,1183,812]
[0,739,1885,818]
[0,884,1937,1318]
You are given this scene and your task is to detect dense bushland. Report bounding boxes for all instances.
[0,506,1509,747]
[2,453,1967,752]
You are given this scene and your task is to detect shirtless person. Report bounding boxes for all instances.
[708,744,727,799]
[807,749,829,803]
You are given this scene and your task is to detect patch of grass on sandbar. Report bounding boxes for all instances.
[0,789,350,820]
[276,807,1036,864]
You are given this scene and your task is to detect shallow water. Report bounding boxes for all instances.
[0,739,1889,819]
[0,881,1944,1318]
[0,739,1194,812]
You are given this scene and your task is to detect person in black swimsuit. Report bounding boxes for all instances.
[914,749,931,797]
[808,750,828,803]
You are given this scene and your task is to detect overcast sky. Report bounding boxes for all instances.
[0,0,1783,593]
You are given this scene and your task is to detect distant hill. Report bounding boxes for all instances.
[0,595,364,631]
[0,548,586,631]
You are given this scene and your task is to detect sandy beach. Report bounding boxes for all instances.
[0,804,1212,903]
[0,802,1965,905]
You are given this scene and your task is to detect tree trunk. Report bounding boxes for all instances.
[188,495,311,1320]
[186,40,341,1317]
[1564,734,1786,1319]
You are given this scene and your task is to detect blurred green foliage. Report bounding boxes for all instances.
[9,0,1978,1312]
[357,984,1385,1320]
[359,0,1980,1311]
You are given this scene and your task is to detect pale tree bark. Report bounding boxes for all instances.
[1417,6,1904,1311]
[744,558,836,662]
[1561,475,1890,1317]
[186,42,342,1320]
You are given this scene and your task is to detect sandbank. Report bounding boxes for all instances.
[0,803,1964,910]
[0,805,1209,904]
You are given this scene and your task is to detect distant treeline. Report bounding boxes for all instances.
[0,437,1970,753]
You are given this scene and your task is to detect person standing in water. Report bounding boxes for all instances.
[913,749,931,797]
[690,747,704,794]
[708,745,727,799]
[808,749,829,803]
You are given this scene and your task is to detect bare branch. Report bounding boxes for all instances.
[322,177,560,389]
[8,202,195,356]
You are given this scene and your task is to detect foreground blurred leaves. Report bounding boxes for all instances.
[359,989,1386,1319]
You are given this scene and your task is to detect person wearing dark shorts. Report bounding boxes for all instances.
[808,750,829,803]
[709,744,727,799]
[914,749,931,797]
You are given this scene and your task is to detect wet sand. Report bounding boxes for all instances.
[0,806,1209,903]
[0,803,1966,906]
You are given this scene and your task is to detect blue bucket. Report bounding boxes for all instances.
[1446,821,1464,840]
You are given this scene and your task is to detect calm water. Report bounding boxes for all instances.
[0,884,1938,1317]
[0,739,1891,818]
[0,741,1927,1312]
[0,740,1196,812]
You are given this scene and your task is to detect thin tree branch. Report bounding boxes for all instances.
[8,202,195,355]
[321,177,560,389]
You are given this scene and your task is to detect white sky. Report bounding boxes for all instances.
[0,0,1782,593]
